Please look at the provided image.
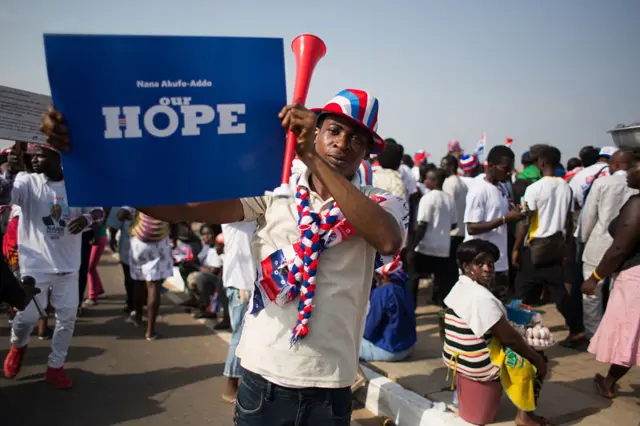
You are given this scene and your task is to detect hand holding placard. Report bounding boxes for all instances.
[40,105,70,152]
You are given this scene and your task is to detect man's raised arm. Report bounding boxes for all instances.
[138,199,245,225]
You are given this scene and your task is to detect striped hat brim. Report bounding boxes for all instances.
[311,107,385,154]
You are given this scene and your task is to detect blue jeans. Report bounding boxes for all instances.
[223,287,248,378]
[234,369,352,426]
[359,338,413,362]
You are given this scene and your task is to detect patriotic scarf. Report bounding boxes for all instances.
[252,174,397,346]
[375,255,408,283]
[171,240,194,263]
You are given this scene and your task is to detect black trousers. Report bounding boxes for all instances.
[570,241,585,329]
[515,247,584,335]
[408,252,451,307]
[121,263,134,310]
[447,236,464,294]
[77,230,93,306]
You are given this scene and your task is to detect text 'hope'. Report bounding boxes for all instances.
[103,97,246,139]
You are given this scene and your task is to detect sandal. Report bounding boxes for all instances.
[516,415,553,425]
[127,316,144,328]
[594,374,615,399]
[145,333,161,341]
[559,335,589,349]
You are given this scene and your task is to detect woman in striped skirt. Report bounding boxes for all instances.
[117,208,172,341]
[442,240,552,426]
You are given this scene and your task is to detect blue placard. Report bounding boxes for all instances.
[43,34,287,207]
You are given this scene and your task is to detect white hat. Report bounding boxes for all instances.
[598,146,618,158]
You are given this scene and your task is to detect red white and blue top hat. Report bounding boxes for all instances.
[312,89,385,154]
[459,154,479,173]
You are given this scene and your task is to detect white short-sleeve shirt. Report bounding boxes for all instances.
[445,275,507,337]
[463,178,510,272]
[221,221,257,291]
[399,164,418,196]
[524,177,573,240]
[11,173,101,274]
[443,175,468,238]
[415,190,457,258]
[198,245,224,268]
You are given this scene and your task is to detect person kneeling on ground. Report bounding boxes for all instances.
[443,240,552,426]
[186,227,225,320]
[360,256,416,362]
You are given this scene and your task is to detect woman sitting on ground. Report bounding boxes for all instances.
[443,239,551,426]
[359,256,416,362]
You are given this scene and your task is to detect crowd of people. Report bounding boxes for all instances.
[0,89,638,425]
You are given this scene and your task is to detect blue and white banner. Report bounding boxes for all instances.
[44,34,287,206]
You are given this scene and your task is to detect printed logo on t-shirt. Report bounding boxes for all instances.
[42,199,70,239]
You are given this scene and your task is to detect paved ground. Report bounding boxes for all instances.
[0,257,377,426]
[3,257,637,426]
[365,285,640,426]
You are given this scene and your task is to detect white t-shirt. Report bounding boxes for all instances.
[398,164,418,196]
[415,190,457,257]
[444,275,507,337]
[460,176,478,193]
[443,175,468,238]
[411,165,421,182]
[524,177,573,240]
[569,162,610,208]
[9,204,21,219]
[463,178,510,272]
[198,245,224,268]
[417,182,428,195]
[11,173,100,274]
[222,221,257,291]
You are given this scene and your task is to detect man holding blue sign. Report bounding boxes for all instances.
[42,88,408,425]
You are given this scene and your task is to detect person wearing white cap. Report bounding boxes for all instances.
[569,146,617,210]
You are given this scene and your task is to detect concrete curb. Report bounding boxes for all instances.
[356,365,469,426]
[163,289,468,426]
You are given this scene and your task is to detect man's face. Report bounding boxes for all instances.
[490,157,514,182]
[440,158,455,175]
[51,204,62,221]
[314,115,370,178]
[31,147,61,177]
[200,227,213,246]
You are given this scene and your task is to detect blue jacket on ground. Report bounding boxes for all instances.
[363,278,417,353]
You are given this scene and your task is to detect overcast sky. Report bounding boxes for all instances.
[1,0,639,164]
